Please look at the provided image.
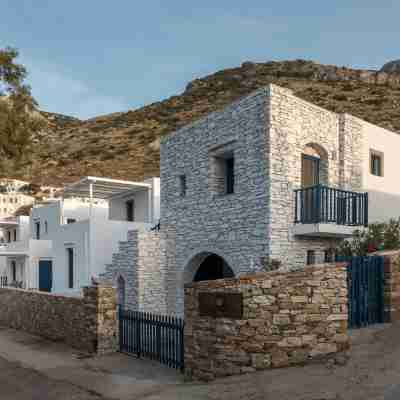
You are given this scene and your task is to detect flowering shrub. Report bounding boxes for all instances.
[336,219,400,257]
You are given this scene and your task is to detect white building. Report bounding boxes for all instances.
[0,176,160,295]
[0,179,35,220]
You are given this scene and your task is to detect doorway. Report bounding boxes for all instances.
[301,154,320,187]
[193,254,234,282]
[39,260,52,292]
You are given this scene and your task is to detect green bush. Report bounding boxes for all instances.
[336,219,400,257]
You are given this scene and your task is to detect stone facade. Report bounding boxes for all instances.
[267,86,364,270]
[102,228,174,314]
[0,284,117,354]
[184,263,349,381]
[161,84,364,315]
[372,250,400,322]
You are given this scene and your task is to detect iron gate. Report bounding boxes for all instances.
[119,308,184,370]
[344,256,385,329]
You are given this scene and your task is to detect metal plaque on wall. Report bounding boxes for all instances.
[198,292,243,319]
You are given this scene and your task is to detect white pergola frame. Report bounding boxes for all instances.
[60,176,151,217]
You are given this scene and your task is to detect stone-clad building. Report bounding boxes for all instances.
[105,83,400,316]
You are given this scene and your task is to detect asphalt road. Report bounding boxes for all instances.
[0,356,107,400]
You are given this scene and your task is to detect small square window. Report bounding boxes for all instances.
[370,150,383,177]
[179,175,187,197]
[210,153,235,195]
[307,250,316,265]
[324,249,334,263]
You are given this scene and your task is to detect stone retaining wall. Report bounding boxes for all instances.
[0,285,117,354]
[373,250,400,322]
[184,263,349,381]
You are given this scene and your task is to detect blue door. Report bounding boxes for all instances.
[39,260,52,292]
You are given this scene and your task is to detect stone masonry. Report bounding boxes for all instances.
[372,250,400,322]
[161,84,365,315]
[101,84,368,317]
[267,85,364,270]
[102,228,175,314]
[184,263,349,382]
[0,284,117,354]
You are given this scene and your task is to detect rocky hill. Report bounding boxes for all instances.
[17,59,400,186]
[381,60,400,74]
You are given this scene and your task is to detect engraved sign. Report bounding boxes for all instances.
[198,292,243,319]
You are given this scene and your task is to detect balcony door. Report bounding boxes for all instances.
[301,154,320,223]
[301,154,320,187]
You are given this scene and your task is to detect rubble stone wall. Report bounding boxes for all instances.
[0,285,117,354]
[184,263,349,381]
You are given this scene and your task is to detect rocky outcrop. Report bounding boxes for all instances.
[21,59,400,186]
[381,60,400,74]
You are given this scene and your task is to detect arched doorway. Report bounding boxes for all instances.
[192,253,234,282]
[117,275,126,308]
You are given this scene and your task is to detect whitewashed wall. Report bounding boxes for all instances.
[31,199,108,240]
[109,191,149,222]
[362,120,400,223]
[51,220,90,294]
[90,219,152,279]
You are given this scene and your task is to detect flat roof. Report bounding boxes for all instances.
[0,250,27,257]
[61,176,151,199]
[0,218,19,229]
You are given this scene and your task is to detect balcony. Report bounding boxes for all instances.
[294,185,368,238]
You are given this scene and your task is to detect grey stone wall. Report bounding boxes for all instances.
[267,86,364,269]
[161,83,366,315]
[161,90,271,315]
[102,228,173,314]
[0,285,117,354]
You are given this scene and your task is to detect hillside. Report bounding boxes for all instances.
[18,59,400,186]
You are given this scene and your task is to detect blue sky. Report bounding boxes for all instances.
[1,1,399,119]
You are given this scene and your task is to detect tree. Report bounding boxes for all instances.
[0,47,45,174]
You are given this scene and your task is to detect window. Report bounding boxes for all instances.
[66,218,76,224]
[7,231,11,243]
[225,157,234,194]
[307,250,316,265]
[44,221,48,234]
[210,150,236,196]
[35,222,40,239]
[66,248,74,289]
[126,200,134,222]
[324,249,334,263]
[179,175,187,197]
[13,230,16,242]
[11,261,16,282]
[370,150,383,177]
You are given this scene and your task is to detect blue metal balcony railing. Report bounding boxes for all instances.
[294,185,368,226]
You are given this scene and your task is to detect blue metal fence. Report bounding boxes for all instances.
[294,185,368,226]
[119,308,185,371]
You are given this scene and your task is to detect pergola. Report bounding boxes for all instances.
[60,176,151,217]
[62,176,151,199]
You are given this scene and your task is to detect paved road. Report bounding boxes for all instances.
[2,324,400,400]
[0,356,106,400]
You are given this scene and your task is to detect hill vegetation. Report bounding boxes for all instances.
[8,59,400,186]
